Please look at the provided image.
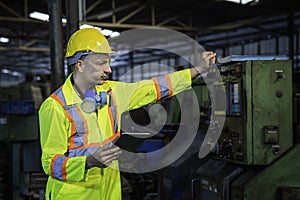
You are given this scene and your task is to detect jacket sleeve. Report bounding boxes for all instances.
[39,98,87,182]
[114,69,192,112]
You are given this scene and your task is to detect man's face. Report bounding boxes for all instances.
[81,53,111,85]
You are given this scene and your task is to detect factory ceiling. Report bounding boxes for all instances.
[0,0,299,84]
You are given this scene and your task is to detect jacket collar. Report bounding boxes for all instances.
[61,73,82,105]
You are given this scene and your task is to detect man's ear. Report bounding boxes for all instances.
[76,60,83,72]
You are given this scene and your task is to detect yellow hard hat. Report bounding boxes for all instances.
[65,28,116,65]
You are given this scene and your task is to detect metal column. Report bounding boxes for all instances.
[48,0,65,92]
[65,0,80,75]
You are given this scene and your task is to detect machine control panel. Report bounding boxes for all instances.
[209,58,293,165]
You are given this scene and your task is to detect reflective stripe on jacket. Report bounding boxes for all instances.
[39,69,192,200]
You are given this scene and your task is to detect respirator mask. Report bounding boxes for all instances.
[81,90,108,113]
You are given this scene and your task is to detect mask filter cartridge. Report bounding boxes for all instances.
[81,90,107,113]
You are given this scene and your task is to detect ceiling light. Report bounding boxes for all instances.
[224,0,259,5]
[241,0,256,4]
[80,24,103,33]
[79,25,119,38]
[80,24,97,29]
[29,11,67,23]
[2,69,9,74]
[0,37,9,43]
[12,71,21,77]
[29,11,49,21]
[110,32,120,38]
[1,69,22,77]
[101,29,113,36]
[224,0,239,3]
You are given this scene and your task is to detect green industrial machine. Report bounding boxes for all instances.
[194,55,299,200]
[214,56,293,165]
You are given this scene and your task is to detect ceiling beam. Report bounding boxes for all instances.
[86,2,139,20]
[157,16,178,26]
[151,5,155,26]
[86,0,104,15]
[0,16,45,23]
[0,46,49,52]
[81,21,198,31]
[0,2,22,18]
[174,20,189,29]
[112,0,116,23]
[23,40,38,48]
[117,4,148,24]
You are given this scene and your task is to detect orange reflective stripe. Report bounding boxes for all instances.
[50,154,62,178]
[68,142,101,149]
[101,131,120,146]
[61,157,69,180]
[75,106,89,147]
[51,92,77,148]
[165,74,173,97]
[109,91,119,120]
[152,77,161,101]
[108,108,115,134]
[50,93,64,106]
[65,109,77,148]
[109,90,119,134]
[101,90,120,146]
[87,142,101,147]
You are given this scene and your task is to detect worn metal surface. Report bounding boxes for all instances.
[213,59,293,165]
[250,60,293,164]
[231,143,300,200]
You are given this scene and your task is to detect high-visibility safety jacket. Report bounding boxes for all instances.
[39,69,192,200]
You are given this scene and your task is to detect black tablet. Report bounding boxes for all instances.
[113,132,151,152]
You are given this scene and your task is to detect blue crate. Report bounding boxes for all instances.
[136,139,165,153]
[0,100,35,115]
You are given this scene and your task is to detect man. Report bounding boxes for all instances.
[39,27,216,200]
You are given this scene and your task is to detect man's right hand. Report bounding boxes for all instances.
[195,51,216,74]
[86,145,122,168]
